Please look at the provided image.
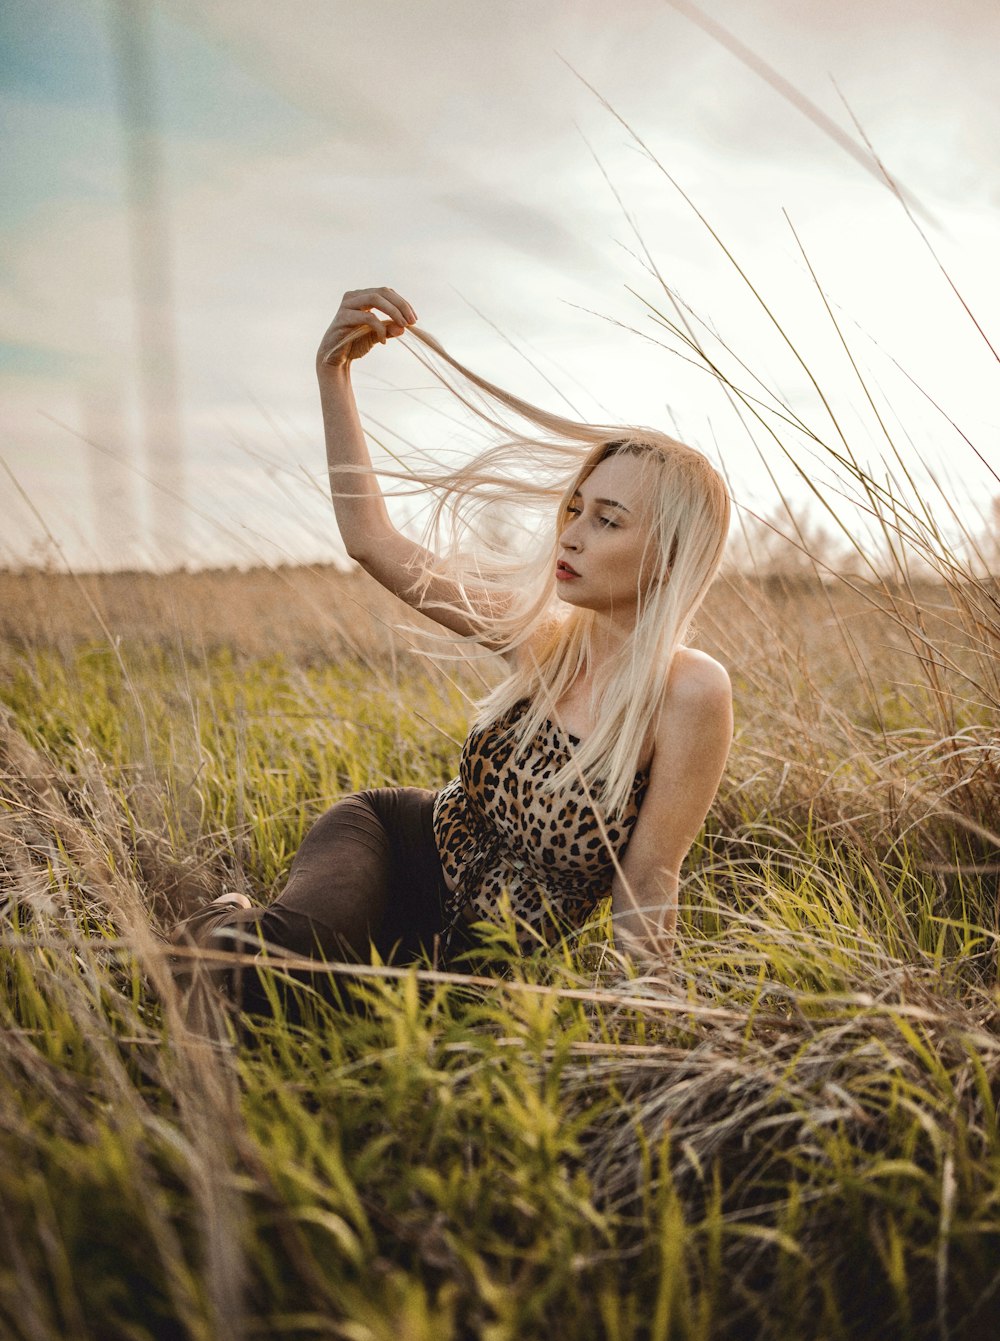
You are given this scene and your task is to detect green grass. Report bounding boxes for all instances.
[1,593,998,1340]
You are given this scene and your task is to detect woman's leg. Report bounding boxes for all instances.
[263,790,400,960]
[171,787,445,1014]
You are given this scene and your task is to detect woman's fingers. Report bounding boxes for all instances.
[345,308,392,342]
[382,288,418,326]
[343,287,417,330]
[318,287,418,369]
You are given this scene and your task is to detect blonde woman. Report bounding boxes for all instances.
[174,287,732,1006]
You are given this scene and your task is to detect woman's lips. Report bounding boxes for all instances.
[556,560,580,581]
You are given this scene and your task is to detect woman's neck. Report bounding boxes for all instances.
[586,608,634,672]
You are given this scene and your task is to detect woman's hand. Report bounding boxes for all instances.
[317,287,418,372]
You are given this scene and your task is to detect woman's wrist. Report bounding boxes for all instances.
[316,356,353,385]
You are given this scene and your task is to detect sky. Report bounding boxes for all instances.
[2,0,998,571]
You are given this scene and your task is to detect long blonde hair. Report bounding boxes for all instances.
[363,327,731,818]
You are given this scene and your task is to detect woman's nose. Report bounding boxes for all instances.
[561,519,581,549]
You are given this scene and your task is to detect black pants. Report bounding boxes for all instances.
[173,787,463,1014]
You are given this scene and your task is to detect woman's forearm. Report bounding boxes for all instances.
[314,288,418,562]
[316,362,394,562]
[611,872,678,963]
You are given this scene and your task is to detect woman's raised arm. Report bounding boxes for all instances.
[316,287,501,642]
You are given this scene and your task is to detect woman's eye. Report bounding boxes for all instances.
[564,504,617,528]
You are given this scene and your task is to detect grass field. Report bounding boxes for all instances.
[1,553,997,1341]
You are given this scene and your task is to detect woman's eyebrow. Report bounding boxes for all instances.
[570,491,632,514]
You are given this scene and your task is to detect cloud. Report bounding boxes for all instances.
[2,0,998,568]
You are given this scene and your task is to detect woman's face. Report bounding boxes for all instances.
[555,453,660,621]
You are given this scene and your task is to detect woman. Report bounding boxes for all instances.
[173,286,732,1008]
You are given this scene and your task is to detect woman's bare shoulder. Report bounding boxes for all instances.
[668,646,731,698]
[655,647,732,741]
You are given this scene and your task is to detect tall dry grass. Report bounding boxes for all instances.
[1,542,997,1338]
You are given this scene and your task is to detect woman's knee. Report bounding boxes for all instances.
[274,793,393,956]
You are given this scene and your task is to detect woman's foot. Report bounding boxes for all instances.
[211,892,252,911]
[169,892,254,1036]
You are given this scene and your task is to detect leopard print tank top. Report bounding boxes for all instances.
[432,698,650,954]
